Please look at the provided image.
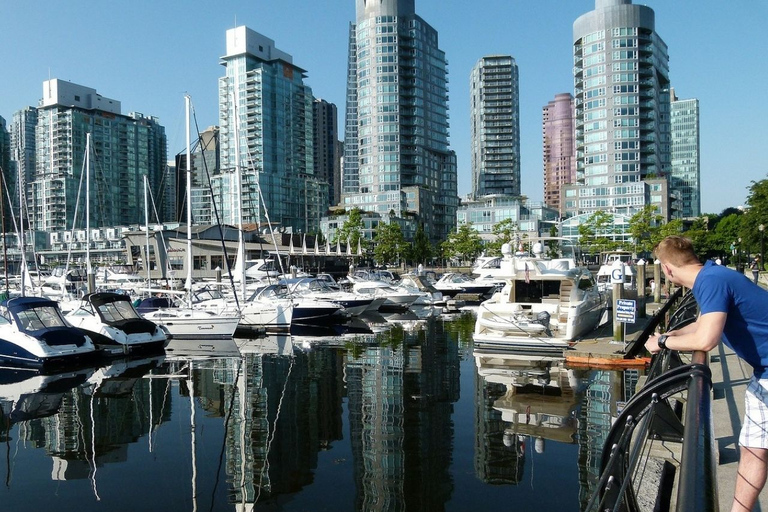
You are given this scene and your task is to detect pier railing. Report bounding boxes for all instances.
[586,290,717,512]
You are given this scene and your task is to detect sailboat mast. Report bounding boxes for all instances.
[233,91,246,300]
[18,162,26,297]
[185,95,193,307]
[86,133,94,293]
[144,175,151,288]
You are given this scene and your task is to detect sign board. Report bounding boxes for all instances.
[610,264,625,284]
[616,299,636,323]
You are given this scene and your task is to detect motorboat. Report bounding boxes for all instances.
[284,277,374,316]
[397,273,445,306]
[473,243,606,353]
[0,297,99,367]
[432,272,498,298]
[65,292,168,356]
[595,251,637,303]
[351,281,420,311]
[138,296,240,340]
[191,286,294,334]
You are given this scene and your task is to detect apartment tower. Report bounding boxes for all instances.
[565,0,671,218]
[470,55,521,199]
[216,26,326,233]
[542,93,576,216]
[343,0,458,242]
[670,89,700,218]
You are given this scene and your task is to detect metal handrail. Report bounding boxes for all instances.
[587,292,717,512]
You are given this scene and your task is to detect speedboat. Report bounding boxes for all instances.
[138,296,240,340]
[433,272,498,298]
[191,286,294,334]
[285,277,374,316]
[65,292,168,356]
[473,243,606,353]
[0,297,99,367]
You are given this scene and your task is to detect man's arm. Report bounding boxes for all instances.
[645,312,725,353]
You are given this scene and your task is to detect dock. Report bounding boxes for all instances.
[569,298,768,509]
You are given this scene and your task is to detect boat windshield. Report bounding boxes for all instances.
[16,306,68,331]
[96,300,142,323]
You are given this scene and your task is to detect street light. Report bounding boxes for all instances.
[760,224,765,270]
[738,237,743,272]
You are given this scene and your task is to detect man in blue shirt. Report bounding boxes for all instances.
[646,235,768,512]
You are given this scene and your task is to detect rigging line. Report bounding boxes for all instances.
[61,154,88,290]
[207,357,243,512]
[191,102,240,310]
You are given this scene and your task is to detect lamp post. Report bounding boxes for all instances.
[760,224,765,269]
[738,237,743,273]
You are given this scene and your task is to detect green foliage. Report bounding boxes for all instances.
[578,211,619,255]
[410,223,433,264]
[739,179,768,256]
[546,224,561,257]
[484,218,519,256]
[373,218,405,265]
[442,222,483,265]
[333,207,367,253]
[628,204,663,255]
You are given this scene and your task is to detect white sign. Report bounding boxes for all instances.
[610,265,625,284]
[616,299,636,323]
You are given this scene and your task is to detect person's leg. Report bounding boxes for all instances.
[735,377,768,511]
[732,447,768,511]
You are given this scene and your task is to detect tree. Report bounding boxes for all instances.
[410,223,432,265]
[484,218,519,256]
[333,207,367,253]
[442,222,483,265]
[738,179,768,255]
[578,211,619,255]
[628,204,664,256]
[373,218,405,265]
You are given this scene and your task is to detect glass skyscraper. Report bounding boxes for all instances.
[27,79,167,232]
[565,0,671,219]
[216,26,326,233]
[343,0,458,242]
[470,55,521,199]
[670,90,700,218]
[542,93,576,216]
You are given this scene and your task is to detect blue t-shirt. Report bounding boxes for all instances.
[693,260,768,377]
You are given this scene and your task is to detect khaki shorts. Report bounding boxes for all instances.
[740,376,768,449]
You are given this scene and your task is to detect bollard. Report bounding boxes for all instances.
[653,259,661,303]
[215,266,222,283]
[636,259,646,318]
[611,260,626,342]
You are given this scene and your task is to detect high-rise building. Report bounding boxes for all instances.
[565,0,671,219]
[542,93,576,216]
[176,126,219,225]
[28,79,167,232]
[313,99,341,208]
[670,89,700,218]
[470,55,521,198]
[0,115,11,189]
[10,107,37,212]
[342,0,458,242]
[216,26,326,233]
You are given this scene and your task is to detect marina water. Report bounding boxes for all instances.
[0,310,639,511]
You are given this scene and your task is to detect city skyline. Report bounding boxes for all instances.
[1,0,765,215]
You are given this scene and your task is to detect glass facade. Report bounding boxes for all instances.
[670,94,700,218]
[569,0,671,219]
[26,80,167,232]
[470,55,521,198]
[217,26,325,233]
[456,196,558,238]
[343,1,458,243]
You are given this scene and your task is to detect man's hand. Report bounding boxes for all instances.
[645,332,665,354]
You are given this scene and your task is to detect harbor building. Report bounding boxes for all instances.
[26,79,168,232]
[542,93,577,217]
[313,98,342,208]
[457,195,559,241]
[565,0,671,219]
[470,55,521,199]
[341,0,458,243]
[215,26,327,234]
[670,90,700,218]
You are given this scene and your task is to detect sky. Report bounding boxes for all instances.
[1,0,766,215]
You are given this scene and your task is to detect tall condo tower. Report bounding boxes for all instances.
[470,55,521,199]
[343,0,457,242]
[28,79,167,231]
[542,93,576,216]
[566,0,671,218]
[670,89,700,218]
[313,98,341,208]
[217,26,326,233]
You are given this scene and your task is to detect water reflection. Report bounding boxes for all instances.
[0,312,641,511]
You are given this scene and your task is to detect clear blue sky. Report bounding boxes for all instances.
[1,0,765,215]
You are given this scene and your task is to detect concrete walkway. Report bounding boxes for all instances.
[712,343,768,511]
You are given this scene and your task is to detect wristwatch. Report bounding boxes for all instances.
[658,334,669,349]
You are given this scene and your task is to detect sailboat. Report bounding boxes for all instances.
[141,96,240,339]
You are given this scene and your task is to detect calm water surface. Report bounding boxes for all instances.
[0,309,639,511]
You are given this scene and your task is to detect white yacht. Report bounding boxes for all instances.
[473,243,605,353]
